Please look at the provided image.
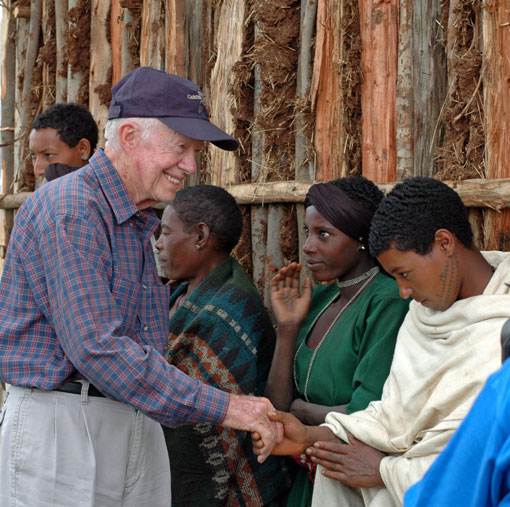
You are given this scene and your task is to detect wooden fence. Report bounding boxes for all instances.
[1,0,510,305]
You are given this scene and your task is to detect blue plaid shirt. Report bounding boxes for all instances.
[0,149,228,427]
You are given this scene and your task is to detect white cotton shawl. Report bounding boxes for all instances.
[321,251,510,506]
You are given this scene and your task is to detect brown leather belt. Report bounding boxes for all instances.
[55,381,105,398]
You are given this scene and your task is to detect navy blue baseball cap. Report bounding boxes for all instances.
[108,66,238,151]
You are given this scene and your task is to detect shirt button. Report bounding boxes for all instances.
[144,325,148,331]
[143,284,147,290]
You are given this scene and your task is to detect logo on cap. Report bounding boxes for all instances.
[186,91,207,114]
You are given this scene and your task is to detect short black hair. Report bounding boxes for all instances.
[171,185,243,254]
[32,103,98,153]
[326,176,385,213]
[369,177,473,256]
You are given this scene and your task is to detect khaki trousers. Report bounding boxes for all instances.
[0,383,171,507]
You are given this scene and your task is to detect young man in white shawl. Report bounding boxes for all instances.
[254,177,510,507]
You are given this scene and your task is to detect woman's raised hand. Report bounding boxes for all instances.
[271,262,312,328]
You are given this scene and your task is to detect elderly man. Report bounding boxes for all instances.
[256,178,510,507]
[0,67,279,507]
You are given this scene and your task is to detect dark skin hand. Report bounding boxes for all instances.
[252,410,336,456]
[307,433,386,488]
[271,262,312,329]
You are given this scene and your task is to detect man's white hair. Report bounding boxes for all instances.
[104,117,170,150]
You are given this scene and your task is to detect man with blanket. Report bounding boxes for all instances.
[254,177,510,507]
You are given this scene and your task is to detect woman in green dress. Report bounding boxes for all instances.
[265,176,410,507]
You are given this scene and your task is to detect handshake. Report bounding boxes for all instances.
[222,394,295,462]
[222,394,318,462]
[251,409,316,458]
[226,395,386,489]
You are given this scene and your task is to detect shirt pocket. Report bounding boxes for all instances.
[110,276,141,335]
[140,282,169,351]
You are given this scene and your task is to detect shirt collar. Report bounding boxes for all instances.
[89,148,140,225]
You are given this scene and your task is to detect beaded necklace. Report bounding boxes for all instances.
[293,266,379,401]
[337,265,379,288]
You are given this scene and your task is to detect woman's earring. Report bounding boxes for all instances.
[196,244,201,250]
[81,154,88,160]
[359,237,366,250]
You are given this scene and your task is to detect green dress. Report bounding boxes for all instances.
[287,273,410,507]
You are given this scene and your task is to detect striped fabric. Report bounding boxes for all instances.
[164,257,291,505]
[0,149,228,427]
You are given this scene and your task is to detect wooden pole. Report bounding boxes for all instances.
[310,0,344,181]
[164,0,186,76]
[6,178,510,209]
[482,0,510,249]
[264,204,285,304]
[140,0,162,68]
[120,6,134,77]
[395,1,449,180]
[295,0,316,182]
[209,0,244,187]
[19,0,42,189]
[395,0,413,180]
[0,192,34,209]
[41,0,55,108]
[54,0,67,102]
[185,0,205,86]
[67,0,84,103]
[228,179,510,207]
[89,0,112,147]
[1,1,16,259]
[359,0,398,183]
[111,0,123,85]
[13,16,28,193]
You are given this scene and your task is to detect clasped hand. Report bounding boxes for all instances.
[222,394,284,463]
[252,411,386,488]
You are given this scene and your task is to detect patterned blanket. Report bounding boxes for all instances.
[163,257,290,506]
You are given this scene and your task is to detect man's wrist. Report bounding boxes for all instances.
[221,392,232,424]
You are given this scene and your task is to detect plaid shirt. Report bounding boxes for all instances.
[0,149,228,427]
